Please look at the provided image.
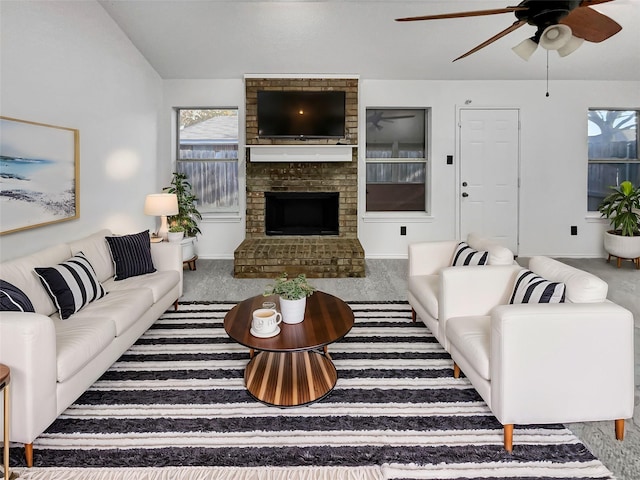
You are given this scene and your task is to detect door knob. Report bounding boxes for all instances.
[462,192,469,198]
[462,182,468,187]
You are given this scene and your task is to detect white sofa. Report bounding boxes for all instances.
[408,233,515,349]
[441,256,635,452]
[0,229,183,466]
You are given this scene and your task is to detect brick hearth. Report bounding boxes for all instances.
[234,77,365,278]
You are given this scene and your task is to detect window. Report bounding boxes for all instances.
[588,109,639,211]
[176,108,239,213]
[365,108,427,212]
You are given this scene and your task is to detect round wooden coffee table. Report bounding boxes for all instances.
[224,291,354,407]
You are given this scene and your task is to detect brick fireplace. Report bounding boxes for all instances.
[233,77,365,278]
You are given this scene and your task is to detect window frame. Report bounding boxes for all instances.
[587,108,639,213]
[364,107,430,214]
[175,107,241,216]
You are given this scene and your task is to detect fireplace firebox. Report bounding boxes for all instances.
[265,192,339,236]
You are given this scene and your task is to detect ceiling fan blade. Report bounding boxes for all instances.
[453,20,527,62]
[560,6,622,43]
[396,7,527,22]
[579,0,615,6]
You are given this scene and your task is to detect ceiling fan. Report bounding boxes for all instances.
[396,0,622,61]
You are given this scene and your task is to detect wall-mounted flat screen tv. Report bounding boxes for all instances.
[257,90,346,139]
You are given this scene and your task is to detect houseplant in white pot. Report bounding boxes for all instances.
[598,180,640,269]
[167,224,185,243]
[166,172,202,261]
[264,273,316,324]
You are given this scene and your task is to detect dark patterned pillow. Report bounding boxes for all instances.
[0,280,35,312]
[105,230,156,281]
[510,269,566,304]
[451,242,488,266]
[34,252,107,319]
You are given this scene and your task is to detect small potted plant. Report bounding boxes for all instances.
[166,172,202,260]
[167,224,185,243]
[264,273,316,324]
[598,180,640,268]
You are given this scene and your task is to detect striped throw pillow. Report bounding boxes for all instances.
[451,242,488,266]
[35,252,107,319]
[105,230,156,281]
[0,280,35,312]
[510,269,565,304]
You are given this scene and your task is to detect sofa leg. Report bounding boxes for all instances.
[453,362,460,379]
[411,308,416,322]
[615,419,625,440]
[173,300,179,311]
[503,424,514,453]
[25,443,33,467]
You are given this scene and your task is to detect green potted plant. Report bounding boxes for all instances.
[598,180,640,268]
[264,273,316,324]
[166,172,202,260]
[167,224,185,243]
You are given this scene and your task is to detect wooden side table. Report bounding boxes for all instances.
[0,363,16,479]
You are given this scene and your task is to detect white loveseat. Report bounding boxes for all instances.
[408,233,515,349]
[0,229,183,466]
[441,256,635,452]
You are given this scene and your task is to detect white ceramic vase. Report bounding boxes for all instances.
[279,296,306,324]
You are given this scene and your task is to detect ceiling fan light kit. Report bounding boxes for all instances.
[396,0,621,61]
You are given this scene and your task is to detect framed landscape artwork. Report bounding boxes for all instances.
[0,116,79,235]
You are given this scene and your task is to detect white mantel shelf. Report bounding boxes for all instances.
[248,145,355,163]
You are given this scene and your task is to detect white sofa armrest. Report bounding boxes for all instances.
[440,265,521,336]
[150,241,183,297]
[490,302,635,425]
[0,312,58,444]
[408,240,458,276]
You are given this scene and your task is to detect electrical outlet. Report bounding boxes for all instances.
[571,226,577,236]
[400,226,407,236]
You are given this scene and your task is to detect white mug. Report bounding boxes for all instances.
[252,308,282,334]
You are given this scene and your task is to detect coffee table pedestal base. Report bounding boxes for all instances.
[245,351,337,407]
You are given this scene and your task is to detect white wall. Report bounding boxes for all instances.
[161,78,639,260]
[0,0,162,262]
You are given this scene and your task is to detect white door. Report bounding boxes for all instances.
[459,108,520,253]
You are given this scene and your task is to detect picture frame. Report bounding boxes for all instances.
[0,116,80,235]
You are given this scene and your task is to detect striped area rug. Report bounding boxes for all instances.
[15,301,613,480]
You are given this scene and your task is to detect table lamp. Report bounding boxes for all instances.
[144,193,178,241]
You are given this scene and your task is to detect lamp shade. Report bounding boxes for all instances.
[539,24,572,51]
[144,193,178,216]
[512,37,538,61]
[557,35,584,57]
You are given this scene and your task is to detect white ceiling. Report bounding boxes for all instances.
[98,0,640,81]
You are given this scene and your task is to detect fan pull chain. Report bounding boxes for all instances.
[546,50,550,97]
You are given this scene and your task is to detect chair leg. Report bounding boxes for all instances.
[615,419,625,440]
[453,362,460,379]
[411,308,416,322]
[503,424,514,453]
[606,254,612,264]
[25,443,33,467]
[617,257,622,268]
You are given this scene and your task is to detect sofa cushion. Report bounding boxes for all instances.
[54,314,116,382]
[408,274,439,319]
[509,269,565,304]
[35,253,107,320]
[70,288,154,336]
[446,315,491,381]
[528,256,607,303]
[69,229,114,283]
[0,243,72,316]
[451,242,488,266]
[103,270,180,304]
[106,230,156,280]
[0,280,35,312]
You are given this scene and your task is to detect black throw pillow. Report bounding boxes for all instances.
[105,230,156,281]
[0,279,35,312]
